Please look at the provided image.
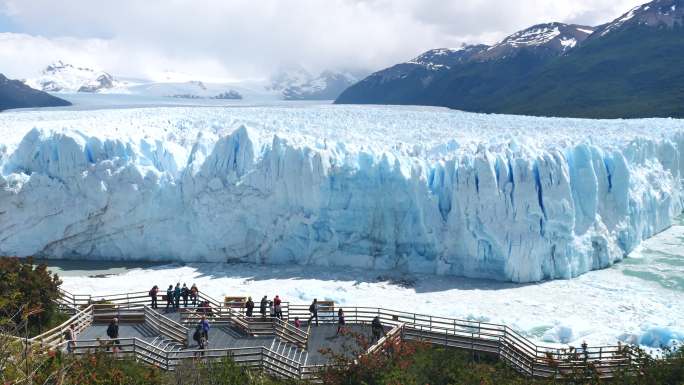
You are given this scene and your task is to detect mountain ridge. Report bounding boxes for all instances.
[0,73,72,111]
[336,0,684,119]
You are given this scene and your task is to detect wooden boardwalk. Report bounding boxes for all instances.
[34,288,641,380]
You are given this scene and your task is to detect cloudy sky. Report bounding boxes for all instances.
[0,0,645,81]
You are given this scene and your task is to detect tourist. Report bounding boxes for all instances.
[294,317,301,329]
[199,300,214,317]
[106,317,120,352]
[193,323,207,357]
[308,299,319,326]
[190,284,198,306]
[149,285,159,309]
[269,300,274,318]
[274,295,282,319]
[165,285,173,312]
[181,283,189,307]
[245,297,254,317]
[193,323,204,348]
[200,315,210,342]
[371,315,384,343]
[64,324,76,353]
[173,283,181,309]
[260,296,268,320]
[336,308,345,336]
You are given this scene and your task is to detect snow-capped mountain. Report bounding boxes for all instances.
[336,0,684,118]
[25,61,121,93]
[408,45,489,69]
[478,22,594,60]
[336,22,592,105]
[269,67,364,100]
[594,0,683,36]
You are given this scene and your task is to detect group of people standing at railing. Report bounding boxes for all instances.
[148,283,200,312]
[243,295,284,320]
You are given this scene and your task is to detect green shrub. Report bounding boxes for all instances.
[0,256,62,335]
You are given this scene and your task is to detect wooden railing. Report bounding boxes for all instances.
[366,323,404,355]
[29,305,94,348]
[143,306,189,346]
[57,288,640,380]
[62,337,305,378]
[273,317,308,349]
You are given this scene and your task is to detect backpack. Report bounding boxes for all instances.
[106,324,116,338]
[149,288,155,297]
[193,327,201,342]
[309,303,315,313]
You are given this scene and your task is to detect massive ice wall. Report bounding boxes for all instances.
[1,114,683,283]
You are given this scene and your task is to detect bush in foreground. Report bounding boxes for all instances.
[0,256,62,335]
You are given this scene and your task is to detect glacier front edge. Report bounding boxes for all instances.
[0,106,682,283]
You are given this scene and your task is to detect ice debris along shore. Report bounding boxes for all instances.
[1,105,683,283]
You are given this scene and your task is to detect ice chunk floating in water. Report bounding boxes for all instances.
[1,105,683,283]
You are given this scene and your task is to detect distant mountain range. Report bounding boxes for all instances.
[336,0,684,119]
[0,74,71,111]
[24,60,122,93]
[269,67,365,100]
[20,61,361,101]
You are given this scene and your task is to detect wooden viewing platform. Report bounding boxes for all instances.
[24,288,642,381]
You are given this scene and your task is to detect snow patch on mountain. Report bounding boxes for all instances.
[25,61,123,93]
[500,25,562,47]
[482,23,594,59]
[598,0,684,36]
[408,45,489,70]
[1,105,683,283]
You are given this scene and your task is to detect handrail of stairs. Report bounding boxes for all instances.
[143,306,189,346]
[366,323,404,355]
[30,304,94,348]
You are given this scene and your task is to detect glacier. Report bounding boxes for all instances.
[1,104,683,283]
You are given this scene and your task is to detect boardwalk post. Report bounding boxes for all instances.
[530,356,534,378]
[471,331,474,361]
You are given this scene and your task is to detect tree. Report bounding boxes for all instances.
[0,257,62,334]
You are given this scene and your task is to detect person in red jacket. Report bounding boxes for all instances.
[149,285,159,309]
[273,295,283,319]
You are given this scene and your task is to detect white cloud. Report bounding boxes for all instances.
[0,0,647,80]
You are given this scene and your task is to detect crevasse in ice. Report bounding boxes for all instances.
[1,105,682,283]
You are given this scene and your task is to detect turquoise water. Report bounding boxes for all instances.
[618,217,684,293]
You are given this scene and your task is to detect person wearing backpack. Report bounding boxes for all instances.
[165,285,173,312]
[149,285,159,309]
[181,283,190,307]
[260,296,268,320]
[192,323,205,356]
[173,283,181,309]
[106,317,120,352]
[308,299,319,326]
[245,297,254,317]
